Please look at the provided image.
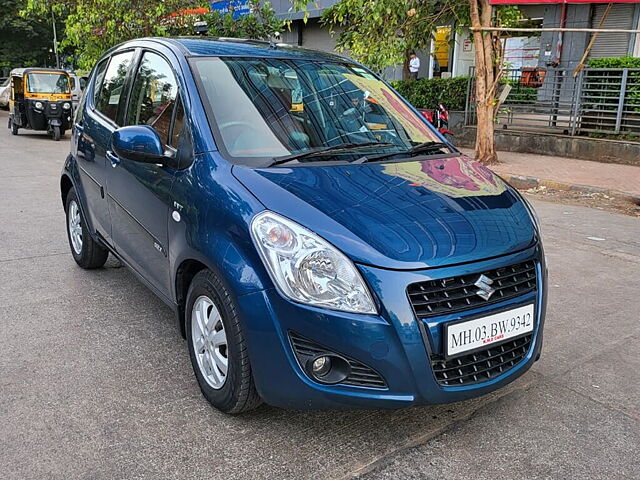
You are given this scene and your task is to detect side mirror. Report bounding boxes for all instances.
[111,125,166,164]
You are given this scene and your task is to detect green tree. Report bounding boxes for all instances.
[23,0,283,70]
[468,0,518,165]
[0,0,60,71]
[307,0,468,76]
[166,1,284,40]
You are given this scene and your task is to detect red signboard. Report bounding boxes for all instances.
[490,0,640,4]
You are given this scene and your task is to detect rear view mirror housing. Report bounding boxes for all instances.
[111,125,166,164]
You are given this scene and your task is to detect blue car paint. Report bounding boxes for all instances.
[111,125,165,161]
[62,37,547,410]
[232,156,537,269]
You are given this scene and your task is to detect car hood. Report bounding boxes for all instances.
[233,155,537,270]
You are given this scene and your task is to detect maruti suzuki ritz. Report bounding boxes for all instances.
[61,37,547,414]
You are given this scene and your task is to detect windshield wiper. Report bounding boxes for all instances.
[354,141,451,164]
[407,141,451,154]
[268,141,396,167]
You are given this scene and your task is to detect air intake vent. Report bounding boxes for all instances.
[431,334,532,386]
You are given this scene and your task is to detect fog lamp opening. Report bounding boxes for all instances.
[306,354,350,384]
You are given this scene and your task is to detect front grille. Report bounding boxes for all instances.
[289,332,387,389]
[408,261,537,319]
[431,334,532,386]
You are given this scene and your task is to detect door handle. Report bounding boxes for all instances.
[106,150,121,168]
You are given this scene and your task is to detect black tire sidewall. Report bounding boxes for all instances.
[185,271,250,413]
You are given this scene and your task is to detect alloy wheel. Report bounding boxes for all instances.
[68,200,83,254]
[191,295,228,389]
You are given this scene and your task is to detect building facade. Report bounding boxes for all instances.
[269,1,640,80]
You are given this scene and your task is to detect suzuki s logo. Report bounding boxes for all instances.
[474,274,495,301]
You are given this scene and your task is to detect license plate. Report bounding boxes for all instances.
[445,304,534,357]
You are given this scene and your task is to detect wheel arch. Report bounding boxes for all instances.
[174,258,209,338]
[60,173,74,211]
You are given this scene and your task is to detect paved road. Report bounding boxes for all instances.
[1,110,638,479]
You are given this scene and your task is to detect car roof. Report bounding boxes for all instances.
[129,37,351,63]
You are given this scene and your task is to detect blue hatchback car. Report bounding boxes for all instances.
[61,37,547,413]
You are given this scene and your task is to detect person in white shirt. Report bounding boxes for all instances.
[409,52,420,80]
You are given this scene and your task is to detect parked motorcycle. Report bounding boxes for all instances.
[420,104,454,141]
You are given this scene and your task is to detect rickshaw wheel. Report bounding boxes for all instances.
[52,125,61,141]
[9,118,18,135]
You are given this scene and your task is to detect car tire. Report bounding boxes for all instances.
[186,269,262,414]
[65,187,109,269]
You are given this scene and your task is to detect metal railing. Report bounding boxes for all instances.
[465,67,640,137]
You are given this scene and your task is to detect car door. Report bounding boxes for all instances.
[77,51,135,245]
[106,50,185,298]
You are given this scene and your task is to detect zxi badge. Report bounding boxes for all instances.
[474,274,495,301]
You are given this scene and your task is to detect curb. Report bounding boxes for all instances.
[500,173,640,205]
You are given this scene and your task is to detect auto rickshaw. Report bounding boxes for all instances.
[8,68,73,141]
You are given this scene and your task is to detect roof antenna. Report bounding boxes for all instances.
[194,20,209,36]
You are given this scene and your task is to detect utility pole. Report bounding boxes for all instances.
[51,8,60,68]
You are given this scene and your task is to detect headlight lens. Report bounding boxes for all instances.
[34,101,43,109]
[250,211,377,314]
[63,102,71,110]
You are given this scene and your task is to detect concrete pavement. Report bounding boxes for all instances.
[1,110,639,479]
[461,148,640,201]
[358,202,640,478]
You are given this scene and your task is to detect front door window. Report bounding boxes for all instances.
[126,52,182,145]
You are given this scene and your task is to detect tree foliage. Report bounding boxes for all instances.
[166,1,284,40]
[23,0,283,70]
[0,0,60,70]
[295,0,469,74]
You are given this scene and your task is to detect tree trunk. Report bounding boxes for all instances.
[469,0,499,165]
[403,49,412,81]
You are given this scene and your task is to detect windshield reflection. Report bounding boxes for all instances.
[191,57,440,164]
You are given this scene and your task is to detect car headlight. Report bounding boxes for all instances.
[250,211,377,314]
[63,102,71,110]
[34,101,43,109]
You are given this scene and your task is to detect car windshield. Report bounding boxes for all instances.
[190,57,443,165]
[27,73,70,94]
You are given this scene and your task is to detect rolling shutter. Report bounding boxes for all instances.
[588,4,635,58]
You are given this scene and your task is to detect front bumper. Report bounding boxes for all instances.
[237,244,547,410]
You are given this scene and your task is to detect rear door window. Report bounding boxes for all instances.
[95,51,134,124]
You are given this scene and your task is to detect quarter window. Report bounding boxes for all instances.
[92,60,108,105]
[170,97,185,147]
[95,51,134,123]
[126,51,181,145]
